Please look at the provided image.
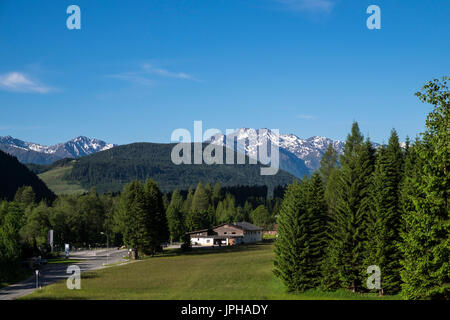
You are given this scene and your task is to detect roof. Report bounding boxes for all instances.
[186,228,212,235]
[190,235,243,239]
[234,221,262,231]
[187,221,262,235]
[213,221,262,231]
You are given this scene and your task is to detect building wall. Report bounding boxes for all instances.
[213,224,244,236]
[242,230,262,243]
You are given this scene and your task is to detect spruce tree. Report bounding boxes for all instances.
[305,172,328,287]
[211,182,222,208]
[143,179,169,255]
[186,181,211,231]
[399,77,449,299]
[274,180,314,292]
[166,190,185,243]
[323,122,375,292]
[319,144,339,186]
[365,133,403,295]
[117,180,149,257]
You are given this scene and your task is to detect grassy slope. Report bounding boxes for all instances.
[23,243,400,300]
[38,165,87,195]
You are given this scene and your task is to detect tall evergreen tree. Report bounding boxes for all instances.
[143,179,169,255]
[320,144,339,186]
[186,181,211,231]
[364,131,403,295]
[166,189,185,243]
[274,180,314,292]
[323,122,375,292]
[399,77,449,299]
[116,181,149,257]
[211,182,222,208]
[305,172,328,287]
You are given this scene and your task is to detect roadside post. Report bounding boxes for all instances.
[65,243,70,259]
[35,270,39,289]
[100,232,109,266]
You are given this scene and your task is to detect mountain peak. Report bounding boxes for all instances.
[0,135,117,165]
[205,127,345,174]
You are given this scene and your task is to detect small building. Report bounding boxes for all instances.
[188,222,263,247]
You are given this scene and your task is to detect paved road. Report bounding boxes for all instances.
[0,248,128,300]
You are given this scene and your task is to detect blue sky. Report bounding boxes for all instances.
[0,0,449,145]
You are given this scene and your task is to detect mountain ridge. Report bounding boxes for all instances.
[0,136,116,164]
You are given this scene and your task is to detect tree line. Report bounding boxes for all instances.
[274,77,449,300]
[0,179,281,283]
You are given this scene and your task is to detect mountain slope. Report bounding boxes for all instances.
[0,136,116,164]
[40,142,297,194]
[0,149,55,202]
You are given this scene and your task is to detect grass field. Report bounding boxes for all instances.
[38,165,87,195]
[23,243,400,300]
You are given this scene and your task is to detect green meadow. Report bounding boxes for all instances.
[23,243,400,300]
[38,165,87,195]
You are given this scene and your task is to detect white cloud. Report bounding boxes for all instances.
[110,64,197,86]
[275,0,335,13]
[0,72,52,93]
[143,64,194,80]
[109,72,154,87]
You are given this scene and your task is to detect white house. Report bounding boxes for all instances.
[188,222,263,247]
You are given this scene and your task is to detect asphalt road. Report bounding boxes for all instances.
[0,248,128,300]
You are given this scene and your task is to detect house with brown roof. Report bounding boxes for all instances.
[188,222,262,246]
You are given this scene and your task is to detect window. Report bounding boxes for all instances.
[232,232,236,234]
[224,232,227,234]
[206,239,210,243]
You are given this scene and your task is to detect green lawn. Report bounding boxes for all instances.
[38,165,87,195]
[23,243,401,300]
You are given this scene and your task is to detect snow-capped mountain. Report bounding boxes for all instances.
[207,128,346,177]
[0,136,116,164]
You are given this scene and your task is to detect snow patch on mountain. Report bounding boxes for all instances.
[0,135,116,164]
[207,128,345,171]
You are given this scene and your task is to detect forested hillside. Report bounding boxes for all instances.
[54,142,296,194]
[0,149,55,202]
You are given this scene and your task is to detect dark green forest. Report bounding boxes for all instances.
[0,150,55,203]
[40,142,296,193]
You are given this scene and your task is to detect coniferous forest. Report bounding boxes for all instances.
[274,77,449,299]
[0,77,448,300]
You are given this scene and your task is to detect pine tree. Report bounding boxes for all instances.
[305,172,328,287]
[364,132,403,295]
[186,181,211,231]
[274,180,314,292]
[183,187,194,215]
[323,122,375,292]
[320,144,339,186]
[116,181,149,258]
[211,182,222,208]
[166,189,185,243]
[143,179,169,255]
[14,186,36,209]
[399,77,449,299]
